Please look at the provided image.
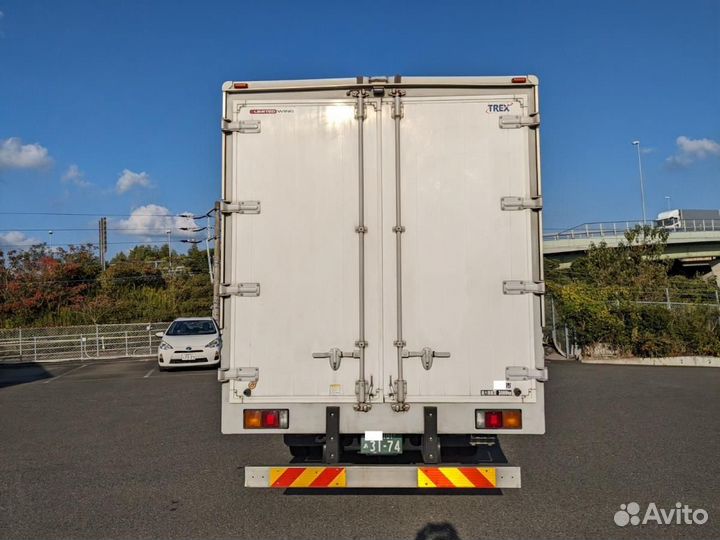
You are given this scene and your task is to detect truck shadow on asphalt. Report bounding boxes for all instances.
[0,362,53,389]
[416,522,461,540]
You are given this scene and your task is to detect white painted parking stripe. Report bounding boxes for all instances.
[43,363,86,384]
[143,367,155,378]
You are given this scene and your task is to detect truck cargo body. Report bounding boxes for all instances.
[657,209,720,230]
[218,76,546,473]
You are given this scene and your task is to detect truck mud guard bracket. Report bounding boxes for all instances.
[324,407,340,464]
[422,407,440,464]
[244,465,521,489]
[505,365,548,382]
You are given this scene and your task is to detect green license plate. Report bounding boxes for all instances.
[360,435,402,455]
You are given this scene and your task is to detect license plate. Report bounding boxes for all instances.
[360,435,402,455]
[181,353,195,361]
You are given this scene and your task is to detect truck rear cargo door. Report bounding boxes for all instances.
[380,94,543,404]
[222,97,382,402]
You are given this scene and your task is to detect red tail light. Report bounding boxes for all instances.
[485,411,503,429]
[511,77,527,83]
[476,409,522,429]
[244,409,289,429]
[262,410,279,428]
[233,82,249,89]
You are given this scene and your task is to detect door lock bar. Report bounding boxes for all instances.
[311,89,372,413]
[389,89,450,411]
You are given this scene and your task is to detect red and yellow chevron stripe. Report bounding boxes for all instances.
[269,467,346,488]
[417,467,497,488]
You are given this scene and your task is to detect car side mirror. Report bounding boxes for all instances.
[155,332,164,338]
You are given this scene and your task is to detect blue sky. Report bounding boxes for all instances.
[0,0,718,253]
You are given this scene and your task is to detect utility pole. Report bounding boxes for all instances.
[165,229,172,274]
[206,215,214,283]
[98,217,107,270]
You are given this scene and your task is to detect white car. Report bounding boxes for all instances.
[156,317,221,371]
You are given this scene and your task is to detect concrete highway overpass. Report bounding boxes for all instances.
[543,220,720,273]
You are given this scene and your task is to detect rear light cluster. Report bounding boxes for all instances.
[475,409,522,429]
[244,409,289,429]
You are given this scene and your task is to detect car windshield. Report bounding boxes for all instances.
[166,320,216,336]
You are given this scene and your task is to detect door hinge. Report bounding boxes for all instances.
[220,283,261,297]
[501,196,543,211]
[217,367,259,383]
[503,280,546,295]
[221,119,261,134]
[505,365,548,382]
[499,113,540,129]
[220,200,261,214]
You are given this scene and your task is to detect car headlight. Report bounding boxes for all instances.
[205,338,221,348]
[159,340,173,350]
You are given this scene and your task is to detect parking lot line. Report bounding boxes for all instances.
[42,363,87,384]
[143,367,155,378]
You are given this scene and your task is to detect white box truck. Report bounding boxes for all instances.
[218,76,546,489]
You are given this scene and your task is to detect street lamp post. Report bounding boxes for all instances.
[48,230,53,252]
[632,140,648,224]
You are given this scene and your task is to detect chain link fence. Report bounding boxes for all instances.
[0,322,170,363]
[544,291,720,359]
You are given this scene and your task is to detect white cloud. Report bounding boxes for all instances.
[61,164,92,187]
[666,136,720,168]
[0,231,41,248]
[0,137,53,171]
[115,204,199,238]
[116,169,152,194]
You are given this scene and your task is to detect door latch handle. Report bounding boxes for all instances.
[312,348,358,371]
[403,347,450,370]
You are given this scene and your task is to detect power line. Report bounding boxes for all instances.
[0,210,209,217]
[0,239,205,249]
[0,226,215,233]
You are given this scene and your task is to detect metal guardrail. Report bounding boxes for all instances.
[0,322,169,363]
[543,219,720,241]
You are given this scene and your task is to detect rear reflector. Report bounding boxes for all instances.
[476,409,522,429]
[244,409,289,429]
[233,82,249,89]
[511,77,527,83]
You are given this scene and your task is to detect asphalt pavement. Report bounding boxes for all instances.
[0,359,718,540]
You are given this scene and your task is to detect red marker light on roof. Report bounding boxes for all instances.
[511,77,527,83]
[233,82,249,89]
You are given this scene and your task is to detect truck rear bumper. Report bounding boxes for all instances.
[244,465,521,489]
[222,384,545,434]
